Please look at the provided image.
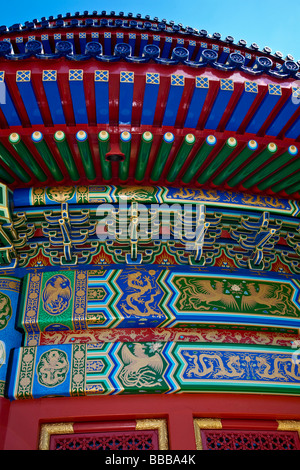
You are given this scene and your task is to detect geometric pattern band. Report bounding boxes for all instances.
[14,185,300,217]
[18,268,300,334]
[7,342,300,399]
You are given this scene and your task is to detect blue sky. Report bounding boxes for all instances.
[1,0,299,61]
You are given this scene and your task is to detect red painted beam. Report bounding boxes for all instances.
[3,393,300,449]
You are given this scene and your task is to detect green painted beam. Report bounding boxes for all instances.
[198,137,237,185]
[212,140,257,186]
[0,164,14,184]
[98,131,111,181]
[119,131,132,181]
[284,180,300,195]
[227,142,277,188]
[150,132,174,182]
[166,134,196,183]
[257,145,299,191]
[271,168,300,193]
[54,131,79,182]
[135,131,153,182]
[31,132,63,182]
[182,135,217,184]
[9,133,47,182]
[244,145,298,190]
[75,130,96,181]
[0,141,30,183]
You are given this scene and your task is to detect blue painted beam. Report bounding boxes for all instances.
[162,74,185,127]
[212,44,219,55]
[176,38,185,48]
[225,81,258,131]
[42,70,66,125]
[139,34,149,56]
[78,32,87,54]
[285,114,300,139]
[187,40,196,59]
[195,42,207,61]
[53,33,62,48]
[244,52,252,66]
[245,84,283,134]
[116,32,124,44]
[41,34,52,54]
[16,70,43,125]
[91,32,99,42]
[94,70,109,124]
[218,46,230,64]
[104,32,112,55]
[15,37,25,53]
[128,33,136,53]
[119,71,134,125]
[204,79,234,130]
[161,37,172,58]
[266,87,300,136]
[141,73,160,125]
[184,76,209,128]
[66,33,75,50]
[68,69,88,124]
[152,35,161,48]
[0,71,21,126]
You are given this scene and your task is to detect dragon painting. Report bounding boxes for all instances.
[120,271,163,318]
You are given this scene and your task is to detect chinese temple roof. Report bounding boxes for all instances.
[0,10,298,199]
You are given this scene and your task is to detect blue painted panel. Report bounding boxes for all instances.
[128,34,136,54]
[195,43,207,61]
[69,79,88,124]
[204,80,234,130]
[66,34,75,49]
[0,83,21,126]
[42,80,66,125]
[41,38,52,54]
[245,86,282,134]
[79,35,87,54]
[176,39,185,48]
[119,72,134,125]
[91,33,99,42]
[141,79,160,125]
[13,188,31,207]
[15,39,25,53]
[152,36,160,47]
[244,53,252,66]
[161,38,172,58]
[139,35,149,56]
[95,78,109,124]
[285,116,300,139]
[16,81,43,125]
[53,34,62,48]
[266,95,300,136]
[218,48,230,64]
[162,77,185,127]
[226,84,258,131]
[104,33,112,55]
[115,33,124,44]
[187,41,196,59]
[184,84,209,128]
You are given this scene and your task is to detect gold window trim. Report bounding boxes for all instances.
[193,418,300,450]
[39,418,168,450]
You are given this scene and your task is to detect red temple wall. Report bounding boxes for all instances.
[2,393,300,450]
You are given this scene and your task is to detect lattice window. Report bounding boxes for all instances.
[50,430,159,450]
[201,430,300,450]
